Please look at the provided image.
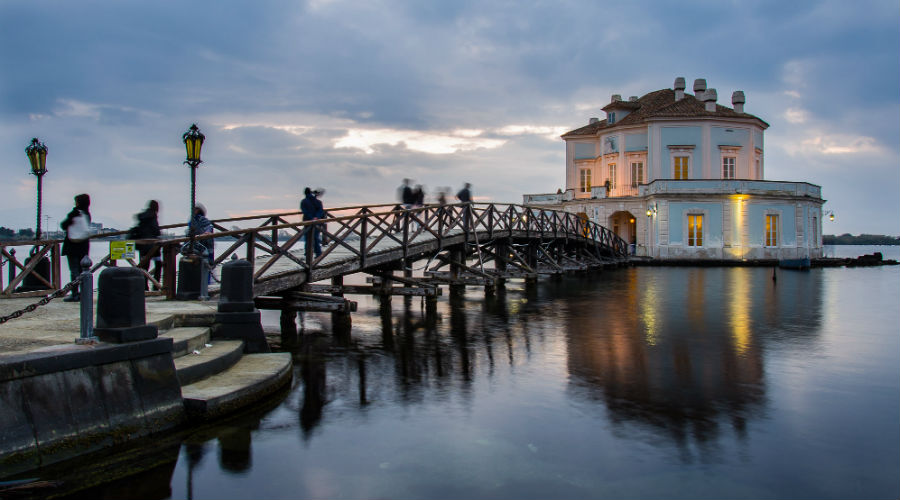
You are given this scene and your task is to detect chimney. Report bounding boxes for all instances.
[732,91,745,113]
[704,88,718,112]
[589,117,599,124]
[628,96,638,102]
[693,78,707,95]
[611,94,622,102]
[674,77,686,100]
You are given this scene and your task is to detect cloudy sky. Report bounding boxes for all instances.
[2,0,897,235]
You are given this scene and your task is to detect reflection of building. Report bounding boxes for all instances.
[524,77,825,261]
[564,268,823,455]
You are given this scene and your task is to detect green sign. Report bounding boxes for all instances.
[110,240,136,260]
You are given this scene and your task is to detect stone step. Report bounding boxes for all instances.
[173,340,245,386]
[180,353,293,421]
[160,327,210,358]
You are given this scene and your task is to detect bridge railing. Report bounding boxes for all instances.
[1,202,627,299]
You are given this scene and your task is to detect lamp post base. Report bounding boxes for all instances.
[175,254,209,300]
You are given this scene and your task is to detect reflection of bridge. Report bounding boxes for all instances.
[1,203,628,312]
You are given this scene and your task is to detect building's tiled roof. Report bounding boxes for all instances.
[562,88,769,138]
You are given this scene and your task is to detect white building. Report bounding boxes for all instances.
[524,77,826,261]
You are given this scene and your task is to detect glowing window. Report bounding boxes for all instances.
[688,214,703,246]
[579,168,592,193]
[608,163,617,190]
[631,162,644,187]
[674,156,689,179]
[766,214,778,247]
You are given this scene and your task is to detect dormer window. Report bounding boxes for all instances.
[608,112,616,124]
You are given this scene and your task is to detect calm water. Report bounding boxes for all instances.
[14,246,900,499]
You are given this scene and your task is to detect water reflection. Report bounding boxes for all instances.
[564,267,823,459]
[47,265,882,499]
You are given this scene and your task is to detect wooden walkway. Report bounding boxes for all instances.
[2,203,629,308]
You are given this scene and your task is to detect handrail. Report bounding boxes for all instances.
[2,202,627,299]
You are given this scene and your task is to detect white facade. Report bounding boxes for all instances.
[525,78,826,261]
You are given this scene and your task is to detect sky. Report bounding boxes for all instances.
[1,0,898,235]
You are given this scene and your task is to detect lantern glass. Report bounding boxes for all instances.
[26,138,48,176]
[183,124,205,163]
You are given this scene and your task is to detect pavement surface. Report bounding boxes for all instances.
[0,293,218,357]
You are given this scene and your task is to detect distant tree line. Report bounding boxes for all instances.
[0,226,36,241]
[824,234,900,245]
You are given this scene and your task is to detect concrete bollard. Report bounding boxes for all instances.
[93,267,158,343]
[217,257,254,312]
[211,257,270,353]
[175,253,209,301]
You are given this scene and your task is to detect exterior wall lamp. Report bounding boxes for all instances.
[824,210,835,221]
[646,203,657,217]
[26,138,48,240]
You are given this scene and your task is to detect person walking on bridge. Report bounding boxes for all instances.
[301,187,324,258]
[456,182,473,231]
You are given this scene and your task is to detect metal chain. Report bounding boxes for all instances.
[0,278,81,324]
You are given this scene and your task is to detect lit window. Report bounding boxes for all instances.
[579,168,592,193]
[631,162,643,187]
[766,214,778,247]
[723,157,735,179]
[608,163,616,190]
[674,156,689,179]
[688,214,703,246]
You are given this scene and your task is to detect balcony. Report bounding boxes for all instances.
[640,179,822,198]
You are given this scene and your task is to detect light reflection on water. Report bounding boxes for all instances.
[47,263,899,499]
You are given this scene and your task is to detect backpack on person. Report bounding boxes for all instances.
[67,211,90,242]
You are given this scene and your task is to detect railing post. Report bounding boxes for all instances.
[163,242,178,300]
[52,242,61,290]
[360,215,368,269]
[246,232,256,265]
[7,248,15,288]
[488,207,494,239]
[305,223,314,270]
[438,206,445,246]
[402,210,409,264]
[76,256,96,344]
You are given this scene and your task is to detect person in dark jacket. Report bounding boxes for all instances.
[60,193,91,302]
[456,183,472,231]
[187,203,215,279]
[455,182,472,203]
[134,200,162,289]
[399,178,415,209]
[300,187,325,258]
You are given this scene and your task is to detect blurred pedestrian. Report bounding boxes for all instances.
[60,193,91,302]
[456,183,473,231]
[399,178,415,209]
[301,187,325,258]
[133,200,162,289]
[413,184,425,208]
[188,203,215,278]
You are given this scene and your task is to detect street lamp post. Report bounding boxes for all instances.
[16,138,51,293]
[176,124,208,301]
[26,138,48,241]
[183,124,205,254]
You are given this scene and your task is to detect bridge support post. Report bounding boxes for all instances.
[448,247,465,295]
[281,309,298,348]
[330,275,352,338]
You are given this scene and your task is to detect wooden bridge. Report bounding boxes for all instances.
[2,202,629,315]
